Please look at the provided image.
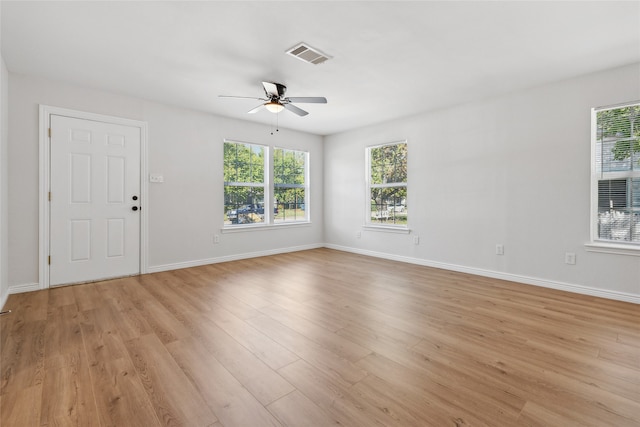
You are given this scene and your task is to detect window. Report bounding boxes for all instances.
[274,148,308,223]
[592,102,640,245]
[223,140,309,227]
[366,141,408,227]
[224,141,266,225]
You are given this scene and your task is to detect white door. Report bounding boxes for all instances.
[49,114,141,286]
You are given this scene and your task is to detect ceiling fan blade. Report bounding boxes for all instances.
[283,103,308,116]
[286,97,327,104]
[219,95,267,101]
[248,104,266,114]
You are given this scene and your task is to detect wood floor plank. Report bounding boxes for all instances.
[356,372,455,427]
[124,333,219,426]
[139,274,296,406]
[47,285,77,310]
[351,374,446,427]
[412,330,640,426]
[203,287,263,320]
[326,295,442,339]
[44,304,83,369]
[264,294,348,332]
[516,400,591,427]
[40,349,100,427]
[137,273,208,338]
[95,280,153,341]
[247,314,368,385]
[0,319,47,395]
[200,301,299,370]
[0,385,42,426]
[267,390,338,427]
[192,318,296,406]
[335,321,422,358]
[618,331,640,348]
[72,282,103,312]
[310,299,423,347]
[89,357,161,427]
[258,304,372,362]
[415,321,638,408]
[0,248,637,427]
[79,305,130,366]
[598,343,640,370]
[277,358,417,427]
[168,269,264,320]
[166,336,281,427]
[356,352,522,426]
[119,281,191,345]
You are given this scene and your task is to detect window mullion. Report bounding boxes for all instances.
[266,146,273,224]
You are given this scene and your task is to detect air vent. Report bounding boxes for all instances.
[286,43,331,65]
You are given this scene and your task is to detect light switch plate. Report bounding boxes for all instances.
[149,173,164,183]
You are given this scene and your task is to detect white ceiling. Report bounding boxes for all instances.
[2,1,640,136]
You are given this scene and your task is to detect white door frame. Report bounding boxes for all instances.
[39,105,149,289]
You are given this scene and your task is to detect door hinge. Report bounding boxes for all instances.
[48,191,51,201]
[48,128,51,138]
[48,256,51,265]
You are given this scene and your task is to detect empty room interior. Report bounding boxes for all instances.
[1,1,639,426]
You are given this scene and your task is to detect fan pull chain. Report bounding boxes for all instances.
[271,112,280,135]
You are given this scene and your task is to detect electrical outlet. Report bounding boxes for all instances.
[565,252,576,265]
[496,244,504,255]
[413,236,420,245]
[214,235,220,244]
[356,231,362,239]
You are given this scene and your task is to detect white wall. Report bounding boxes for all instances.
[324,63,640,302]
[8,73,323,289]
[0,56,8,309]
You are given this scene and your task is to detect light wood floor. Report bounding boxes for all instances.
[1,248,638,426]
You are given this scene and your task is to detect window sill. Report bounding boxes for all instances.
[222,221,311,233]
[584,242,640,257]
[363,225,411,234]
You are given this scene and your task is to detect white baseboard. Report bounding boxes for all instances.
[324,244,640,305]
[8,282,41,295]
[147,243,324,274]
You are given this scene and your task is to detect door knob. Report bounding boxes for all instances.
[132,206,139,211]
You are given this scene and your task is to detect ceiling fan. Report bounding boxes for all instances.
[219,81,327,116]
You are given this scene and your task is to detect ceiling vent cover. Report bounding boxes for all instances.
[286,43,331,65]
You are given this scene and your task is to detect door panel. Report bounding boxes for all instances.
[50,115,141,286]
[70,153,91,203]
[69,219,91,261]
[107,218,125,258]
[107,156,125,203]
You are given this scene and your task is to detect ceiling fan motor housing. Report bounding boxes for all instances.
[265,82,287,99]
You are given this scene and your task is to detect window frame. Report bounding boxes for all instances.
[223,139,310,231]
[365,140,409,231]
[588,101,640,255]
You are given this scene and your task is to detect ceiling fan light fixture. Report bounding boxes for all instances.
[265,101,284,113]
